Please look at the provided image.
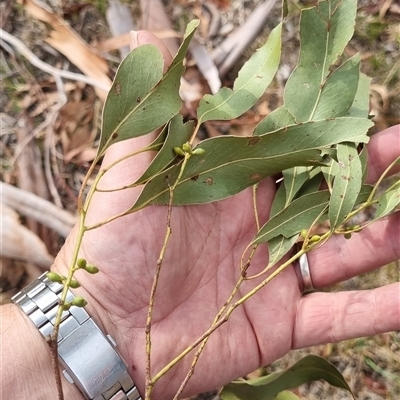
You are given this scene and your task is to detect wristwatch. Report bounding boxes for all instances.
[11,272,141,400]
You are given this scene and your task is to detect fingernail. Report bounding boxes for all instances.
[130,31,139,50]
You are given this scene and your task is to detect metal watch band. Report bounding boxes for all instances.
[11,272,141,400]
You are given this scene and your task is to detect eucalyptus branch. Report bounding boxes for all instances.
[173,245,257,399]
[48,212,87,400]
[83,144,161,210]
[253,183,261,231]
[173,184,266,397]
[145,148,195,400]
[47,337,63,400]
[188,121,202,145]
[48,144,159,398]
[152,248,306,386]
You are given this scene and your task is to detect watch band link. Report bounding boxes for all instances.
[11,272,141,400]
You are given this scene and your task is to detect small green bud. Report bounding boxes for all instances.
[173,147,185,156]
[62,303,72,311]
[77,258,87,268]
[71,296,87,308]
[344,232,352,239]
[46,272,64,283]
[84,264,100,274]
[69,279,81,289]
[309,235,321,243]
[300,229,308,239]
[192,148,205,155]
[182,142,192,153]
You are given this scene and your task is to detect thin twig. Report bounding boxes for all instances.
[172,190,263,399]
[0,29,110,91]
[145,153,191,400]
[153,248,306,385]
[44,105,65,208]
[172,274,246,400]
[47,338,64,400]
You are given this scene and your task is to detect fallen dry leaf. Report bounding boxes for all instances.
[139,0,179,56]
[55,90,95,162]
[95,30,180,54]
[21,0,111,101]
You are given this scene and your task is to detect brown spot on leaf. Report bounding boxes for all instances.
[191,174,199,181]
[203,177,213,186]
[114,82,122,95]
[136,97,141,103]
[250,173,262,180]
[247,136,261,146]
[112,132,118,139]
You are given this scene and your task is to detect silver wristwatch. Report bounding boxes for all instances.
[11,272,141,400]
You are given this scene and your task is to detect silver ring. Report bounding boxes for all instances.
[298,252,314,293]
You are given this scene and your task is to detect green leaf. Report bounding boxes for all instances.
[100,45,164,153]
[273,391,301,400]
[220,355,353,400]
[372,182,400,221]
[131,118,372,209]
[134,115,194,184]
[329,142,363,229]
[296,168,323,198]
[311,54,360,120]
[346,73,371,118]
[283,166,314,205]
[270,183,286,218]
[322,159,339,191]
[284,0,357,122]
[268,235,298,268]
[99,20,199,154]
[252,190,330,244]
[254,105,296,136]
[359,144,368,183]
[197,23,282,123]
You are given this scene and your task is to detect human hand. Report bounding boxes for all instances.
[53,32,400,399]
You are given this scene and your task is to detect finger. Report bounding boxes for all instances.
[101,31,173,187]
[308,211,400,288]
[131,31,173,71]
[293,282,400,349]
[366,124,400,183]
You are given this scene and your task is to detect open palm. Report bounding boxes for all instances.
[54,32,400,399]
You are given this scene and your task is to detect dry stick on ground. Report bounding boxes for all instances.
[0,29,110,91]
[212,0,277,76]
[44,101,65,208]
[1,182,76,237]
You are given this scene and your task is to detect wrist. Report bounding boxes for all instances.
[1,303,84,400]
